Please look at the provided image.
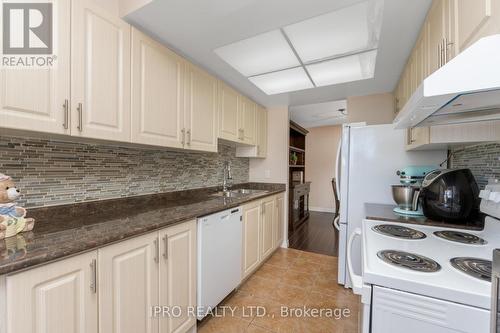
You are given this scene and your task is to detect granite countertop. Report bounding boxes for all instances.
[365,203,485,230]
[0,182,285,275]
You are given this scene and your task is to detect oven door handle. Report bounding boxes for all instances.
[347,228,363,295]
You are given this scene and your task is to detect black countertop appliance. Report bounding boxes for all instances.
[419,168,480,223]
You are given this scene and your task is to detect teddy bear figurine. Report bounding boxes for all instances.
[0,173,35,240]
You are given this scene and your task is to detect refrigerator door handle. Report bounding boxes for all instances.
[335,141,341,199]
[333,216,341,231]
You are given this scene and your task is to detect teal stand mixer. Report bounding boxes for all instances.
[392,166,438,216]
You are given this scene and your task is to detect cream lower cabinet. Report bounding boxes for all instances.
[5,251,98,333]
[98,232,159,333]
[274,194,285,249]
[242,200,262,278]
[242,194,284,279]
[0,0,71,135]
[260,196,275,260]
[159,220,197,333]
[3,220,196,333]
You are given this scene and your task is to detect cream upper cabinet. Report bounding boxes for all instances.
[218,81,240,142]
[5,251,98,333]
[239,96,257,145]
[0,0,71,135]
[260,196,275,260]
[131,28,184,148]
[426,0,446,75]
[159,220,197,333]
[71,0,131,142]
[184,64,218,152]
[242,200,262,278]
[256,106,268,158]
[274,194,285,249]
[455,0,500,51]
[98,232,159,333]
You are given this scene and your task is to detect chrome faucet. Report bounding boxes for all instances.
[222,161,233,193]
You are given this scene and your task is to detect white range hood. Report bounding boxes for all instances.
[394,34,500,129]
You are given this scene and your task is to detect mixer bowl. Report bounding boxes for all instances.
[392,185,420,211]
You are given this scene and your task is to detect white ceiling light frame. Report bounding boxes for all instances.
[214,0,384,94]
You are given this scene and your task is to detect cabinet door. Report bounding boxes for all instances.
[6,251,98,333]
[274,194,285,249]
[242,200,262,278]
[71,0,131,142]
[184,64,218,152]
[218,82,240,142]
[131,28,184,148]
[260,197,275,260]
[159,220,197,333]
[455,0,495,51]
[240,97,256,145]
[426,1,445,74]
[0,0,70,135]
[256,106,268,158]
[98,232,159,333]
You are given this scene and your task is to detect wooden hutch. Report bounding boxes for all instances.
[288,121,310,237]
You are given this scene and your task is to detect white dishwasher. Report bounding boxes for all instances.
[197,207,242,319]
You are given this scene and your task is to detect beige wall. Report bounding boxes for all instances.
[305,125,342,212]
[249,107,289,246]
[347,92,395,125]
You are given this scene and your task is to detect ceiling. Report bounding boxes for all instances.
[125,0,431,108]
[290,100,348,128]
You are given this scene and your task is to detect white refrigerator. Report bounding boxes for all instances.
[334,123,447,287]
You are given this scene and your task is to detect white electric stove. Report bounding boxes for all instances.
[348,181,500,333]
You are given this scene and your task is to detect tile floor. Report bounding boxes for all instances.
[198,248,361,333]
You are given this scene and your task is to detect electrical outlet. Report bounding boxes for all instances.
[265,170,271,178]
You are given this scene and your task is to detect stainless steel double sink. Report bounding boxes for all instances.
[211,188,268,198]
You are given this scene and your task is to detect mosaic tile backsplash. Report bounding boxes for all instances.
[451,142,500,189]
[0,135,249,208]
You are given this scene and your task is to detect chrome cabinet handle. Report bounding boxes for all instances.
[181,128,185,146]
[89,259,97,293]
[77,103,83,132]
[437,42,441,68]
[154,239,159,263]
[187,129,191,146]
[162,235,168,260]
[444,38,454,64]
[63,99,69,129]
[442,38,446,67]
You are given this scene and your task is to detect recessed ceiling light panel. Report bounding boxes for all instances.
[249,67,313,95]
[307,50,378,87]
[283,0,384,63]
[214,30,300,77]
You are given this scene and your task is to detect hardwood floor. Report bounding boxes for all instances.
[198,248,360,333]
[289,211,339,257]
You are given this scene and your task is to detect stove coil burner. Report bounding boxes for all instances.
[434,230,486,245]
[450,257,491,281]
[372,224,426,240]
[377,250,441,272]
